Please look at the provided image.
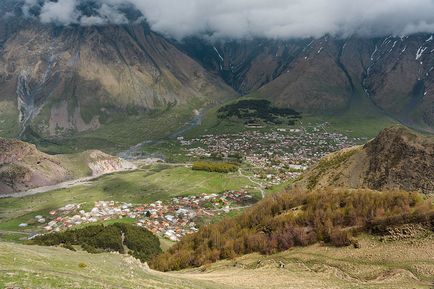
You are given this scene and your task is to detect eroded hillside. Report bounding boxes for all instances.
[0,138,134,194]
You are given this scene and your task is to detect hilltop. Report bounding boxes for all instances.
[294,126,434,193]
[0,138,134,195]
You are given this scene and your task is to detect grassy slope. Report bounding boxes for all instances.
[0,165,258,234]
[180,233,434,289]
[294,81,398,138]
[0,101,19,138]
[1,233,432,289]
[301,88,398,138]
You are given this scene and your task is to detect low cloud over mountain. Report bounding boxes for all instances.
[16,0,434,40]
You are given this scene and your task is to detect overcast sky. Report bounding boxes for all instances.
[20,0,434,40]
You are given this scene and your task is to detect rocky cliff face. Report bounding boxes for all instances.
[0,138,135,194]
[294,126,434,194]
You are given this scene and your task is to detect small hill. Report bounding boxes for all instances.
[294,126,434,194]
[0,138,135,195]
[150,188,433,271]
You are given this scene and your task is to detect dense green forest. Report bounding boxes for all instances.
[150,189,433,271]
[217,99,301,125]
[30,223,161,262]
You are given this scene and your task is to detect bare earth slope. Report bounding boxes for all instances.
[295,126,434,193]
[0,138,134,195]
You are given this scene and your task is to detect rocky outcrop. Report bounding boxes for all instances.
[295,126,434,194]
[0,138,135,195]
[86,150,136,175]
[363,126,434,193]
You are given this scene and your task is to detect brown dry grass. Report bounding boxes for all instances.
[176,233,434,289]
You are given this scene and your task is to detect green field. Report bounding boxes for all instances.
[0,165,259,237]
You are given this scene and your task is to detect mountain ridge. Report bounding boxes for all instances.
[294,126,434,193]
[0,4,434,148]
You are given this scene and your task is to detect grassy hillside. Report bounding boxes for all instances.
[0,242,219,289]
[1,232,433,289]
[179,233,434,289]
[151,188,433,271]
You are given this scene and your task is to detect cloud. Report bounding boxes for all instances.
[22,0,129,26]
[39,0,79,25]
[19,0,434,39]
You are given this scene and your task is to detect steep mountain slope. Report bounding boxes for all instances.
[257,37,352,111]
[0,137,134,195]
[182,35,434,131]
[294,126,434,193]
[178,38,309,94]
[0,3,236,148]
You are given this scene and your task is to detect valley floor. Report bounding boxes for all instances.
[1,233,433,289]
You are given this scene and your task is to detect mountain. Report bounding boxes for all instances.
[0,2,236,151]
[182,35,434,132]
[1,1,434,151]
[0,137,134,195]
[294,126,434,194]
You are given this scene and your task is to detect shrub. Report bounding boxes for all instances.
[78,262,87,268]
[329,230,352,247]
[61,243,76,251]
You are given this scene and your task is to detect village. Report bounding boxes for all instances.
[16,123,364,242]
[21,191,254,242]
[179,123,364,184]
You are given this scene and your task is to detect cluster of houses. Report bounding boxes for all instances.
[180,124,363,184]
[23,191,253,242]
